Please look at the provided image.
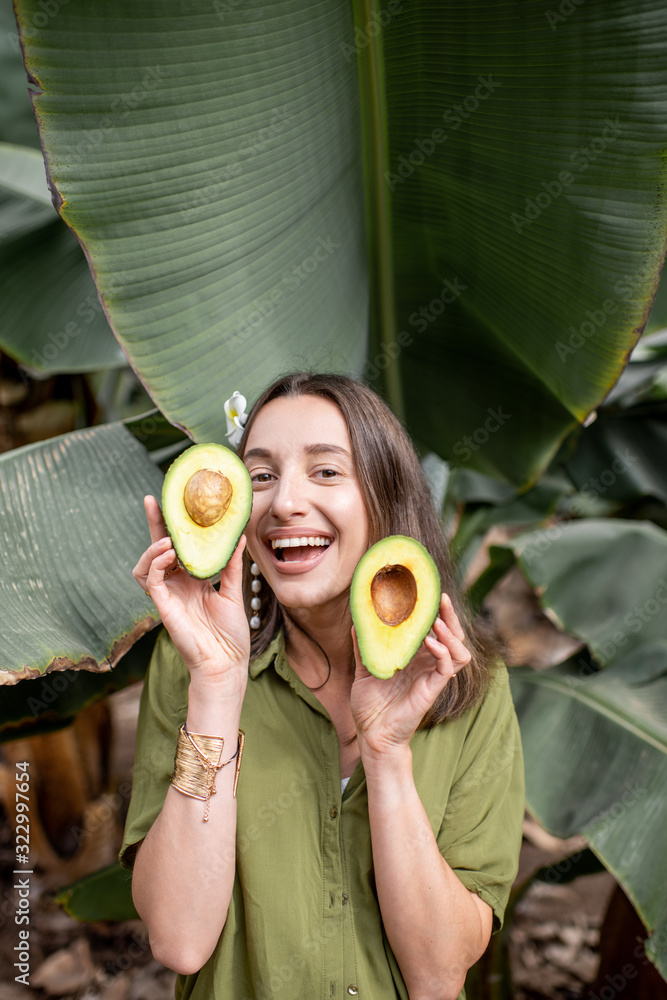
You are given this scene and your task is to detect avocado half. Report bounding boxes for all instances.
[162,443,252,579]
[350,535,441,679]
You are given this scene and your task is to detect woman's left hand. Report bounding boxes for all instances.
[350,593,471,759]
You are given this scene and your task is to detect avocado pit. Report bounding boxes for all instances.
[183,468,233,527]
[370,564,418,626]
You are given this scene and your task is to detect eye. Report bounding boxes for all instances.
[251,472,273,484]
[317,468,339,479]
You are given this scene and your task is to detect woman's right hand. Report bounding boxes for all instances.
[133,495,251,687]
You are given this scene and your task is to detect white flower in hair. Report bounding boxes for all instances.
[224,391,248,448]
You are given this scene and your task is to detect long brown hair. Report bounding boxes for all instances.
[236,372,496,724]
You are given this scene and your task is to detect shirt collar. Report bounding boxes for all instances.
[248,629,288,679]
[248,628,334,723]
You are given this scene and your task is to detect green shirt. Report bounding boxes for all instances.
[121,629,524,1000]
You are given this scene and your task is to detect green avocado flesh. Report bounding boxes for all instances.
[162,443,252,579]
[350,535,441,679]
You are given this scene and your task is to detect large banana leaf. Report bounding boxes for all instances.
[0,2,38,148]
[0,629,158,742]
[511,642,667,978]
[13,0,667,485]
[561,331,667,507]
[54,862,138,922]
[14,0,368,435]
[0,423,161,683]
[564,403,667,507]
[483,517,667,975]
[0,143,125,373]
[380,0,667,482]
[0,5,123,371]
[491,518,667,665]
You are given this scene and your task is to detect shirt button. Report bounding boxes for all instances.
[342,894,349,905]
[347,987,359,996]
[330,806,338,819]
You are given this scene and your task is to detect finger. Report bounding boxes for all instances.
[231,533,247,568]
[217,534,247,598]
[351,627,372,680]
[433,616,471,663]
[133,535,172,583]
[421,639,460,698]
[424,634,457,678]
[430,618,471,668]
[145,545,179,595]
[440,593,466,642]
[144,495,168,545]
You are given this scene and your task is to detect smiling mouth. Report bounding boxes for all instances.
[269,537,331,563]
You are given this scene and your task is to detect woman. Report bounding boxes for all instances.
[121,372,524,1000]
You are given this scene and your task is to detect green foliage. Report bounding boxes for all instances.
[54,862,138,922]
[0,143,125,373]
[0,629,158,743]
[511,641,667,977]
[1,3,666,984]
[0,424,161,683]
[496,518,667,664]
[456,336,667,981]
[7,0,667,483]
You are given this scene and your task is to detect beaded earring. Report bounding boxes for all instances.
[249,563,262,629]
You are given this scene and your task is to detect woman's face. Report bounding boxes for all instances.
[242,395,370,615]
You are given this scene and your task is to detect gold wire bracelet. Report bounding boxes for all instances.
[171,725,245,821]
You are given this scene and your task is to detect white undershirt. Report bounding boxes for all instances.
[341,776,350,794]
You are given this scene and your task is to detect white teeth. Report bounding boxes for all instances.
[270,537,331,549]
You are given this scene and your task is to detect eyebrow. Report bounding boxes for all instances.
[243,444,351,461]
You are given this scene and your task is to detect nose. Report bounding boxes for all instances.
[269,467,307,521]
